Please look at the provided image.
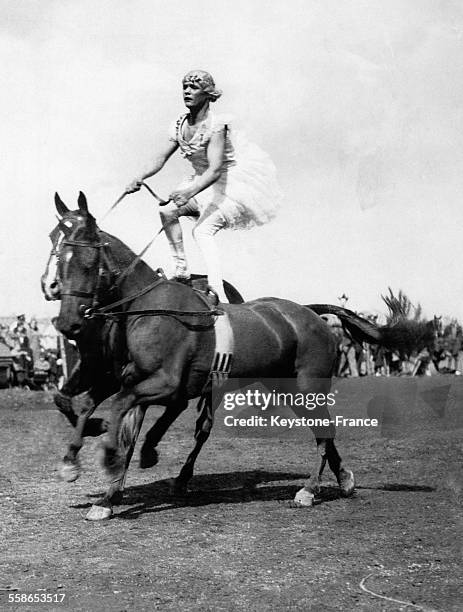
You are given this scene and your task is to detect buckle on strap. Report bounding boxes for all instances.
[80,305,94,319]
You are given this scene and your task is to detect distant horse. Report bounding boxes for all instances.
[41,197,243,484]
[53,192,355,520]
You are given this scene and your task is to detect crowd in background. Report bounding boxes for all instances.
[0,314,64,389]
[1,299,462,389]
[325,313,463,378]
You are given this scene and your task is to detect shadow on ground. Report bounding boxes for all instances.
[70,469,435,519]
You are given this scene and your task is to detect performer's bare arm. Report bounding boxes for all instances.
[126,139,179,193]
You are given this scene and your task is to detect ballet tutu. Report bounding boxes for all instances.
[171,113,283,230]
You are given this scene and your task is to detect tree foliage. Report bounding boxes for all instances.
[381,287,423,324]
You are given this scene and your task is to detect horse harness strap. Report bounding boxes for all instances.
[196,310,235,421]
[90,275,167,315]
[82,278,225,329]
[60,239,112,307]
[108,226,166,291]
[210,311,234,384]
[60,236,224,324]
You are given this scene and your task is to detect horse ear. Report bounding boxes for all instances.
[55,192,69,216]
[78,191,89,214]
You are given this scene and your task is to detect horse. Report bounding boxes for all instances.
[41,196,244,485]
[53,192,355,520]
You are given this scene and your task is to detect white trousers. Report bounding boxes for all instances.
[160,199,228,302]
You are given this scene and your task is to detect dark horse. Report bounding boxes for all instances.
[41,196,243,485]
[52,192,356,520]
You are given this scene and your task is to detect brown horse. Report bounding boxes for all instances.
[54,192,355,520]
[41,197,244,486]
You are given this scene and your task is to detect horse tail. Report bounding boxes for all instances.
[306,304,384,345]
[306,304,436,357]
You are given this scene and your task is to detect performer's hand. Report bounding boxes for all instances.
[169,189,192,207]
[126,178,143,194]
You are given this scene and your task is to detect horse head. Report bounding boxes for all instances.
[41,193,96,301]
[53,192,108,338]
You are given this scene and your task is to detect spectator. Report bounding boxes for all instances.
[41,317,60,353]
[34,350,51,375]
[9,314,28,335]
[28,318,42,364]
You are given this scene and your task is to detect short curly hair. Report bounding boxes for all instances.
[182,70,222,102]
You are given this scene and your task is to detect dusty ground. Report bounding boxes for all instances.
[1,376,462,611]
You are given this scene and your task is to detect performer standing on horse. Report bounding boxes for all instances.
[127,70,282,302]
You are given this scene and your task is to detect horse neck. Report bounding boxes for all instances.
[97,231,210,311]
[100,231,159,296]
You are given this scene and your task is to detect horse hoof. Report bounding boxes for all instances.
[339,469,355,497]
[109,490,124,506]
[139,446,159,469]
[293,487,315,507]
[59,461,80,483]
[85,504,113,521]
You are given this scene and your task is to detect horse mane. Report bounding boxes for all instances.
[97,228,149,270]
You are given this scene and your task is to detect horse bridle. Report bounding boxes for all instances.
[45,184,172,304]
[58,236,120,312]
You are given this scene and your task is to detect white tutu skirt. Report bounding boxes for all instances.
[178,130,282,230]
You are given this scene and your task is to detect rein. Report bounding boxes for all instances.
[107,225,166,291]
[61,239,223,328]
[49,183,171,297]
[100,184,175,290]
[55,184,223,329]
[100,182,170,221]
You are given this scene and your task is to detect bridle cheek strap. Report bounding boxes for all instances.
[60,239,113,309]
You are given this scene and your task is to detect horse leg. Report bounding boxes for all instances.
[54,361,83,428]
[139,401,188,469]
[296,430,354,505]
[86,406,145,521]
[57,373,123,482]
[172,399,214,497]
[55,358,115,436]
[102,389,139,477]
[293,370,355,506]
[59,390,99,482]
[325,438,355,497]
[102,365,186,475]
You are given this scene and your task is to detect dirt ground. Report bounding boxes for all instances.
[1,376,462,611]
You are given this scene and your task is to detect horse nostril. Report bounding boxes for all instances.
[50,282,61,299]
